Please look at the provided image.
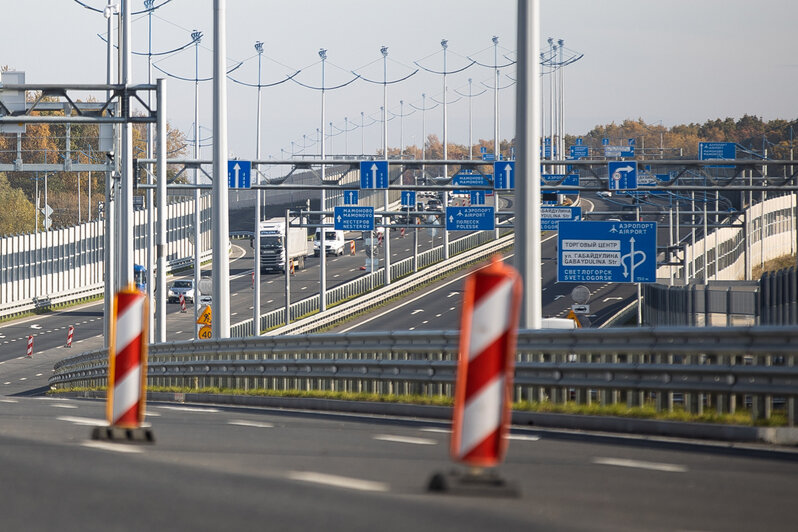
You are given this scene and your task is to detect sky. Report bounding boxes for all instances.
[3,0,797,162]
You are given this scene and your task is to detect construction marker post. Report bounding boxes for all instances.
[350,240,356,255]
[428,256,522,496]
[26,335,33,357]
[92,287,154,443]
[179,293,187,313]
[65,326,74,348]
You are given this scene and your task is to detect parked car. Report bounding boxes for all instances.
[597,191,611,198]
[167,279,195,303]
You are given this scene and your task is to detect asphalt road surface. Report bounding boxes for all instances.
[1,395,796,532]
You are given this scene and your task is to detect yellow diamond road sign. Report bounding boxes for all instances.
[197,305,212,325]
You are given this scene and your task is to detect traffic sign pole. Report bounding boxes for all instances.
[514,0,543,329]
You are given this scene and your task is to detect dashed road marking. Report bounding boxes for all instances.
[229,420,275,429]
[286,471,389,493]
[82,441,144,454]
[373,434,437,445]
[592,457,687,473]
[57,416,106,426]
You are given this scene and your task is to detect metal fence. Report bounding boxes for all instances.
[760,267,798,325]
[229,228,507,337]
[0,194,211,317]
[50,326,798,425]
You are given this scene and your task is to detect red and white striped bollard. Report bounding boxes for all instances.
[451,256,522,467]
[26,335,33,357]
[65,325,74,348]
[179,293,187,313]
[105,287,150,433]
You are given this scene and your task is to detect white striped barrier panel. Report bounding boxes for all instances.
[451,257,522,468]
[107,288,149,429]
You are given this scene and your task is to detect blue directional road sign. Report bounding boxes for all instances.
[541,206,581,231]
[360,160,389,189]
[334,206,374,231]
[227,160,251,189]
[541,173,580,194]
[569,145,589,159]
[494,161,515,189]
[401,190,416,207]
[557,221,657,283]
[608,161,637,191]
[452,171,491,195]
[470,190,486,205]
[699,142,736,168]
[481,152,495,161]
[445,206,494,231]
[343,190,359,205]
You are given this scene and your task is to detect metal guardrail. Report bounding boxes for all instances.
[50,326,798,425]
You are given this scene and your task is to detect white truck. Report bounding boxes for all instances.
[314,228,347,256]
[254,218,310,273]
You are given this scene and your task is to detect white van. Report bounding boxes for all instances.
[314,229,346,256]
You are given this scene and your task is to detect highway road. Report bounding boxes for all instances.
[1,395,796,531]
[3,196,798,531]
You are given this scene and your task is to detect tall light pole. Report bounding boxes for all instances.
[191,28,203,338]
[119,0,133,290]
[211,0,231,338]
[441,38,449,259]
[344,116,348,156]
[253,40,264,334]
[381,45,392,285]
[360,111,365,156]
[516,0,543,329]
[319,48,328,312]
[493,36,499,161]
[399,100,404,157]
[103,0,117,348]
[145,0,155,340]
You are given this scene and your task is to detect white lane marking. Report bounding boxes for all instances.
[333,274,340,278]
[287,471,389,492]
[51,404,78,409]
[592,457,687,473]
[231,312,238,316]
[35,373,43,377]
[420,427,449,434]
[156,406,219,413]
[175,331,183,335]
[408,327,415,330]
[0,399,18,403]
[373,434,437,445]
[30,324,42,330]
[411,309,424,315]
[145,412,161,417]
[266,300,274,304]
[19,377,27,381]
[229,419,274,429]
[447,292,458,298]
[435,313,442,318]
[421,320,429,324]
[449,307,456,311]
[0,361,4,364]
[82,441,144,454]
[57,416,107,426]
[507,434,541,442]
[603,297,623,302]
[3,382,10,385]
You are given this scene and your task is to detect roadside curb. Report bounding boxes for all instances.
[59,390,798,447]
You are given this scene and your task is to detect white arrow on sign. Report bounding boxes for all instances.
[337,215,342,223]
[233,162,241,185]
[503,163,512,184]
[370,163,378,187]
